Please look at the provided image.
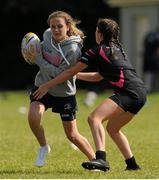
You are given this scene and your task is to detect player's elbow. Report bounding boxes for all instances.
[94,74,103,81]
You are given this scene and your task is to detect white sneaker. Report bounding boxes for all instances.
[35,144,51,167]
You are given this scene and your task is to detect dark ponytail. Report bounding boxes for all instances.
[97,18,127,59]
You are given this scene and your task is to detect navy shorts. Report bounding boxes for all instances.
[30,86,78,121]
[109,87,147,114]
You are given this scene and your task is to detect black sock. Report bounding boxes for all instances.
[96,150,106,161]
[125,156,139,168]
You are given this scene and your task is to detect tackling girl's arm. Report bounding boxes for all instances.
[33,62,87,99]
[76,72,103,82]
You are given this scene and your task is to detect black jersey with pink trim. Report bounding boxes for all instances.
[80,44,145,98]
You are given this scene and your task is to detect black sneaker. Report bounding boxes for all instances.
[82,159,110,172]
[125,165,141,171]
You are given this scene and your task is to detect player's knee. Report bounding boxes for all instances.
[88,115,97,127]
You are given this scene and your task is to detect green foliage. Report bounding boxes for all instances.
[0,90,159,178]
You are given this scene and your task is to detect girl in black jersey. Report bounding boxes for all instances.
[33,18,147,171]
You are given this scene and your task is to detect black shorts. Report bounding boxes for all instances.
[109,87,147,114]
[30,86,78,121]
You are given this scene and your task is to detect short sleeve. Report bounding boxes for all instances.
[80,47,97,65]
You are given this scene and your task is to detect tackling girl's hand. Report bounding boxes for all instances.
[33,84,49,100]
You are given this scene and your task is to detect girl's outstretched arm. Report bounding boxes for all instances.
[76,72,103,82]
[33,62,87,99]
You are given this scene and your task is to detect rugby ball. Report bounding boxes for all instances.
[21,32,41,64]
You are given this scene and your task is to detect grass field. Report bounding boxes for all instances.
[0,90,159,179]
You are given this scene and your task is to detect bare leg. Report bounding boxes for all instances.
[106,111,134,159]
[88,115,105,151]
[62,120,95,160]
[28,101,46,146]
[82,98,139,171]
[88,98,124,151]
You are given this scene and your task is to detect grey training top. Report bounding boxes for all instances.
[35,28,82,97]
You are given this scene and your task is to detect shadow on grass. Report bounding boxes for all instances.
[0,169,50,175]
[0,168,82,176]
